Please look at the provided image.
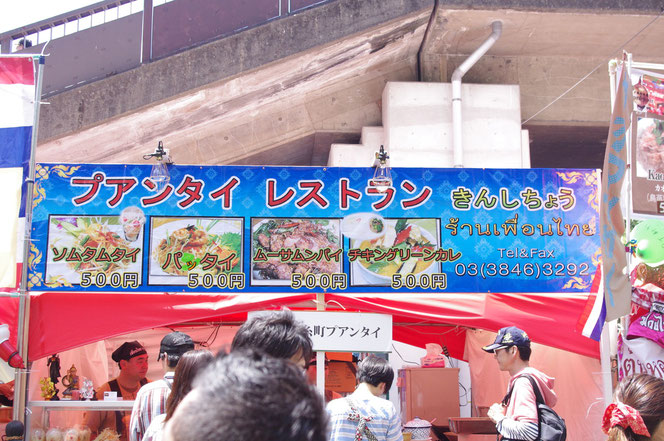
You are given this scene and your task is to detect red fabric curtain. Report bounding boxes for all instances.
[27,292,311,360]
[25,291,599,361]
[325,293,599,359]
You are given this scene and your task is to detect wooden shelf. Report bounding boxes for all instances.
[448,417,496,434]
[29,400,135,411]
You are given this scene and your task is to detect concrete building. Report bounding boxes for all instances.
[2,0,663,168]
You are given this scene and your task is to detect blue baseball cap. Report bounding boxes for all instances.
[482,326,531,353]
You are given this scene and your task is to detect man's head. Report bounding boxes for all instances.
[112,341,149,380]
[356,355,394,394]
[159,331,195,369]
[482,326,531,371]
[231,309,313,369]
[165,349,327,441]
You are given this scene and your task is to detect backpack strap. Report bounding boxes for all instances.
[521,374,545,405]
[501,374,542,406]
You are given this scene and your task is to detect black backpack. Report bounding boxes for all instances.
[501,374,567,441]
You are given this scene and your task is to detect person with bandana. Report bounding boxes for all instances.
[602,373,664,441]
[84,341,150,441]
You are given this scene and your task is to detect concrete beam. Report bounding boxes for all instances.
[38,0,434,143]
[36,13,425,165]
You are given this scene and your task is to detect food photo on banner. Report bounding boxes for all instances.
[631,113,664,216]
[28,164,601,294]
[632,70,664,115]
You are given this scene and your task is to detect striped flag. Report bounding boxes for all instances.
[582,62,633,338]
[577,264,606,341]
[0,57,35,290]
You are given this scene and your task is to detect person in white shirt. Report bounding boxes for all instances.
[326,355,402,441]
[129,332,194,441]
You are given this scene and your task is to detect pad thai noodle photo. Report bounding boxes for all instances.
[155,220,241,276]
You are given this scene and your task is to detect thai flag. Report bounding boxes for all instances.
[578,265,606,341]
[0,57,35,291]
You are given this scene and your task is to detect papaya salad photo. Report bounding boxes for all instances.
[46,216,143,285]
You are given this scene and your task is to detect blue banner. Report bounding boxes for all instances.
[28,164,600,294]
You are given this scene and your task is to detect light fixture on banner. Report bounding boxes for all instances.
[368,145,392,193]
[143,141,173,192]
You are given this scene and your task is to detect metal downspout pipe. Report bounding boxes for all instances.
[417,0,440,82]
[451,20,502,168]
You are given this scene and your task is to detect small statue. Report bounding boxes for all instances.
[39,377,56,401]
[61,365,79,400]
[47,354,61,385]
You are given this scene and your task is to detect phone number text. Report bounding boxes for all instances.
[454,262,590,279]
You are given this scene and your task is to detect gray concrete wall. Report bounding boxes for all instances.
[39,0,433,142]
[38,0,664,143]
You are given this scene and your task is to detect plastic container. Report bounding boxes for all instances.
[403,416,432,440]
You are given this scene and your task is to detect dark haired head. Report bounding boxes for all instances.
[159,332,195,369]
[167,349,327,441]
[231,309,313,368]
[516,345,531,361]
[356,355,394,391]
[5,420,24,438]
[607,374,664,441]
[164,349,213,421]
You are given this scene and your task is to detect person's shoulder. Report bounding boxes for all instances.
[142,378,167,390]
[135,379,163,399]
[511,375,535,394]
[371,395,397,412]
[326,396,350,413]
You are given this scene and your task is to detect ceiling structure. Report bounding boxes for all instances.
[34,1,664,168]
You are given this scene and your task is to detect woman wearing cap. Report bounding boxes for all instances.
[602,373,664,441]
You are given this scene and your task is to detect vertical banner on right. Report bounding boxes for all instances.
[600,63,633,322]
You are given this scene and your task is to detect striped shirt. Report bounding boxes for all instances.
[326,389,402,441]
[497,417,538,441]
[129,373,174,441]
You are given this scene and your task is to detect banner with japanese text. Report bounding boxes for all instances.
[28,164,600,294]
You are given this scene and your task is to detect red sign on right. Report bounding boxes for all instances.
[632,113,664,216]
